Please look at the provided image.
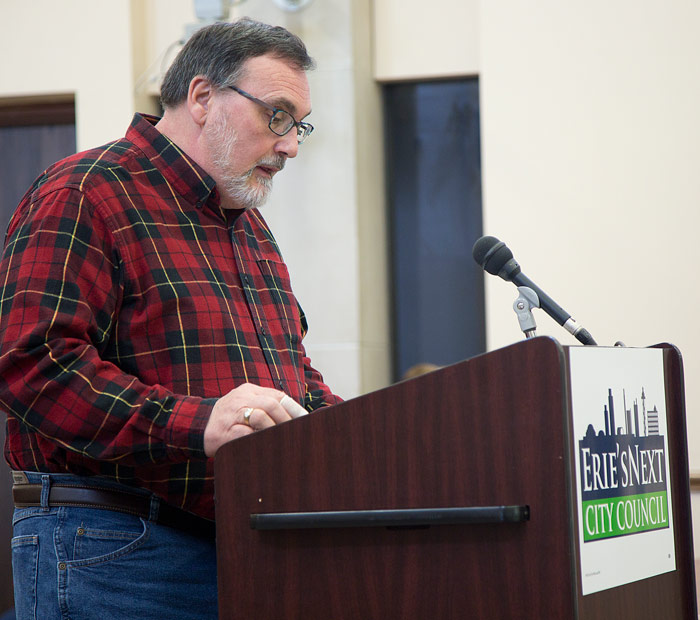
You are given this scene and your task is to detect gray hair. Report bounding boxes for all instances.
[160,17,315,109]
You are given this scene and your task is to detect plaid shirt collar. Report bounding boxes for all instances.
[126,113,222,215]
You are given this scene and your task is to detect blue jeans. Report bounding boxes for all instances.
[11,473,218,620]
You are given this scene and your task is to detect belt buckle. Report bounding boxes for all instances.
[11,471,29,485]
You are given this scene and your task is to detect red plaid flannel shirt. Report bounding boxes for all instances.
[0,114,341,519]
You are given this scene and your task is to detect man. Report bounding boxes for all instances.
[0,18,341,620]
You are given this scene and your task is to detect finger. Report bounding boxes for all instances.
[229,424,254,439]
[240,407,254,427]
[238,385,306,419]
[240,406,278,431]
[280,394,307,418]
[248,394,292,424]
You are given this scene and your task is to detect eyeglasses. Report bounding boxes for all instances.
[228,85,314,144]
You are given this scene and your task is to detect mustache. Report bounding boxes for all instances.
[256,156,286,172]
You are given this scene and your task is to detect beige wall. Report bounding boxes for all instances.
[373,0,480,80]
[478,1,700,473]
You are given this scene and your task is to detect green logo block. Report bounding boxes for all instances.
[582,491,668,542]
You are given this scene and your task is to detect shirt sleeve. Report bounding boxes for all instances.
[0,185,212,465]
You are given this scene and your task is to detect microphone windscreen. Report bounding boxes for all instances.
[472,236,513,275]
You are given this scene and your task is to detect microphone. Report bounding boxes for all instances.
[472,235,597,345]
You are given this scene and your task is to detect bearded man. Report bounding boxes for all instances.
[0,18,341,620]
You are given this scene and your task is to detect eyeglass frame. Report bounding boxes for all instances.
[227,85,314,144]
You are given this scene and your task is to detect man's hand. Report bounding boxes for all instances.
[203,383,306,457]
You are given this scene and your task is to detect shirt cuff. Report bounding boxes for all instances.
[166,396,218,460]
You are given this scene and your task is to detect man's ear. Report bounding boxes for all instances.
[188,76,215,126]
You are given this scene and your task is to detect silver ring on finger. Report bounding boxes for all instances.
[242,407,254,426]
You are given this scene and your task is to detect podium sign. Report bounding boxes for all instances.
[569,347,675,595]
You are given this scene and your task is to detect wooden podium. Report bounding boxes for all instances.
[214,337,697,618]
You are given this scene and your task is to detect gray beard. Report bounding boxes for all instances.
[206,112,283,210]
[222,167,273,210]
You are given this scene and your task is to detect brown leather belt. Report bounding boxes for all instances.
[13,483,216,539]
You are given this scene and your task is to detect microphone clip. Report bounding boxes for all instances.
[513,286,540,339]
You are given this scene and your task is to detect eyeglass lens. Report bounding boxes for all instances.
[269,110,294,136]
[269,110,312,143]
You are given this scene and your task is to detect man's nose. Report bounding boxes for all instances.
[275,130,299,159]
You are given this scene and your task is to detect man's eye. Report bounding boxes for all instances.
[269,115,284,128]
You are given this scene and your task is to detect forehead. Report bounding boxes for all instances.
[237,54,312,118]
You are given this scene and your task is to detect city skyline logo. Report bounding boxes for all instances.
[578,386,669,542]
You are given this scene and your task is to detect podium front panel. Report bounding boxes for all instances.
[215,338,576,618]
